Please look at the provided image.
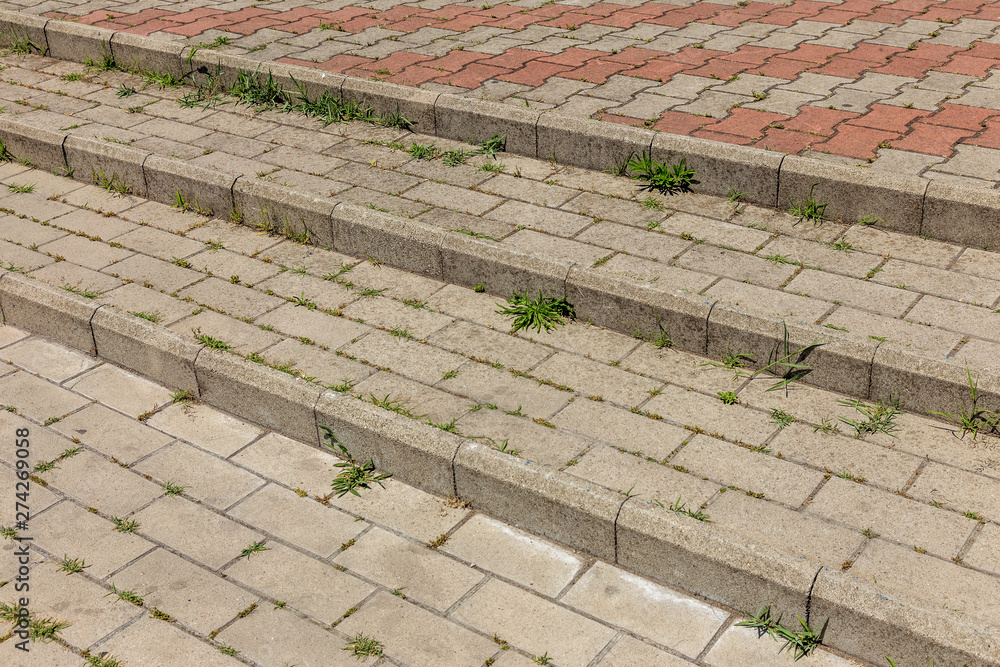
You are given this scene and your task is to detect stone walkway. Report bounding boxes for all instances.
[14,0,1000,187]
[0,327,863,666]
[0,158,998,663]
[1,49,1000,372]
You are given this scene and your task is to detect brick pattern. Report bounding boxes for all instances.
[0,328,862,667]
[30,0,1000,177]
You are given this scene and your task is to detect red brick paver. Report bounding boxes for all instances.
[30,0,1000,181]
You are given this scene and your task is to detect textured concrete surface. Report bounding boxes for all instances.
[0,327,866,666]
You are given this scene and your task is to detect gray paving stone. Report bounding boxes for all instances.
[225,541,374,624]
[806,477,974,557]
[52,403,173,464]
[135,441,265,510]
[452,578,616,667]
[1,335,97,381]
[563,561,727,658]
[95,615,243,667]
[134,496,264,569]
[0,370,90,421]
[113,547,259,635]
[227,483,366,558]
[65,362,173,418]
[551,398,689,460]
[32,501,153,579]
[335,527,483,611]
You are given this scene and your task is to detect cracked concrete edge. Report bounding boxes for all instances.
[0,266,997,665]
[0,112,997,413]
[5,10,998,248]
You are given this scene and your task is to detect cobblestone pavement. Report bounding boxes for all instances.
[0,145,998,664]
[0,328,866,666]
[2,50,1000,371]
[11,0,1000,187]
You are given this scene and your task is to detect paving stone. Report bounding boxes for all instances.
[673,434,823,506]
[354,371,473,423]
[501,228,609,266]
[770,422,922,490]
[105,255,203,294]
[179,276,286,318]
[736,380,859,429]
[822,305,962,356]
[644,384,777,445]
[951,337,1000,373]
[345,329,466,384]
[576,221,690,263]
[99,282,193,324]
[255,271,356,311]
[340,591,496,667]
[169,309,285,354]
[485,199,591,236]
[478,176,578,209]
[31,260,123,295]
[0,630,84,666]
[452,578,616,667]
[677,243,796,289]
[842,225,963,268]
[118,200,210,233]
[227,483,365,558]
[331,477,470,544]
[186,220,282,256]
[438,362,570,419]
[620,344,738,395]
[218,604,376,667]
[563,561,727,658]
[44,448,164,516]
[531,352,660,407]
[872,258,1000,305]
[758,235,883,279]
[256,302,370,347]
[37,233,133,270]
[335,527,483,610]
[784,268,919,317]
[95,615,244,667]
[185,247,281,284]
[715,484,864,564]
[965,523,1000,575]
[905,295,1000,342]
[444,514,583,598]
[0,370,90,421]
[572,444,718,507]
[262,337,377,387]
[705,279,830,321]
[135,441,265,510]
[226,541,374,624]
[52,403,174,464]
[43,208,135,240]
[806,477,973,557]
[65,363,174,418]
[908,463,1000,522]
[526,320,640,363]
[143,403,261,459]
[952,247,1000,281]
[705,623,854,666]
[458,408,588,468]
[550,398,689,460]
[113,548,259,635]
[428,319,552,368]
[427,284,512,331]
[134,496,264,569]
[342,294,455,339]
[0,336,97,381]
[3,559,143,649]
[596,636,694,667]
[32,501,153,579]
[849,538,1000,628]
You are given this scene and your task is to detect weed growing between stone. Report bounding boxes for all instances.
[737,605,826,660]
[320,425,392,497]
[496,291,574,334]
[625,152,696,193]
[928,367,1000,439]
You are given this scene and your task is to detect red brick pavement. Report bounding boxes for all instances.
[41,0,1000,172]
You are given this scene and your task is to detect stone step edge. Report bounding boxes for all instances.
[0,269,997,666]
[0,113,997,418]
[0,11,996,250]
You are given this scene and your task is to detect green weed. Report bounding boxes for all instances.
[496,291,574,334]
